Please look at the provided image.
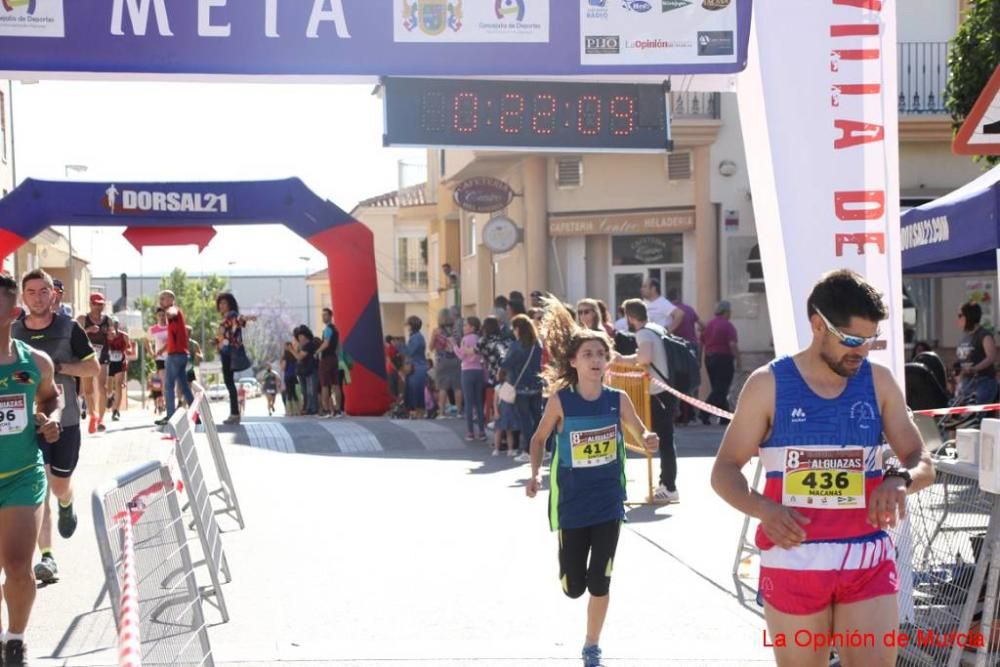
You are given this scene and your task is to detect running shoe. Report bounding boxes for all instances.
[222,415,240,425]
[5,639,27,665]
[34,555,58,583]
[582,644,605,667]
[653,484,680,503]
[112,410,120,421]
[492,449,501,457]
[477,433,488,442]
[58,502,78,538]
[465,433,475,441]
[507,448,518,458]
[88,415,97,434]
[514,452,531,463]
[97,421,106,432]
[154,416,169,426]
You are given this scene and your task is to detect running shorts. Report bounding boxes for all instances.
[38,425,82,479]
[319,356,339,388]
[758,533,898,615]
[0,464,46,507]
[155,359,165,371]
[109,362,125,376]
[558,519,621,598]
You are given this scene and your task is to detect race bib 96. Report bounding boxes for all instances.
[0,394,29,436]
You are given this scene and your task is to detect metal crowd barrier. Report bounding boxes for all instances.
[606,363,657,506]
[92,461,215,666]
[170,409,232,623]
[192,391,245,529]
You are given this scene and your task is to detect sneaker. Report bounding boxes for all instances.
[88,415,97,434]
[653,484,680,503]
[5,639,27,666]
[514,452,531,463]
[111,410,120,421]
[222,414,240,425]
[465,433,475,441]
[34,555,58,583]
[97,421,106,432]
[507,448,518,458]
[58,502,78,538]
[477,433,488,442]
[492,448,501,457]
[154,416,169,426]
[582,644,605,667]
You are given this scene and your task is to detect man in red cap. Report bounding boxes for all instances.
[76,293,111,433]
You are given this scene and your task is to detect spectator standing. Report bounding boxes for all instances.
[431,309,463,417]
[641,278,682,332]
[955,301,998,405]
[403,316,428,418]
[293,326,321,416]
[576,299,605,333]
[476,315,510,426]
[502,314,544,463]
[700,300,739,425]
[155,290,195,425]
[595,300,616,338]
[454,316,486,441]
[281,342,299,416]
[51,279,73,318]
[667,288,703,425]
[216,292,255,425]
[317,307,341,417]
[617,299,679,503]
[147,307,169,413]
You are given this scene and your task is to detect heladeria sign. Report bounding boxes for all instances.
[0,0,751,79]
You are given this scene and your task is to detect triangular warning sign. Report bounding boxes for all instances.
[954,63,1000,156]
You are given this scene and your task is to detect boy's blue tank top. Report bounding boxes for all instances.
[549,385,627,532]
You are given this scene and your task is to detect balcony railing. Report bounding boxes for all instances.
[396,258,429,291]
[670,92,721,120]
[898,41,949,115]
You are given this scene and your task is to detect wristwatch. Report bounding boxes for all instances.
[883,466,913,488]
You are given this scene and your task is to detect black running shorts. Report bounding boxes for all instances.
[558,519,621,599]
[37,425,82,479]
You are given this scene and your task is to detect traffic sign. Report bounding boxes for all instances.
[954,63,1000,156]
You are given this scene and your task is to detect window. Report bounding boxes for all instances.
[396,234,429,290]
[747,244,765,294]
[612,234,683,266]
[466,214,477,256]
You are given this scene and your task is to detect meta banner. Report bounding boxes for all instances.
[739,0,903,377]
[0,0,751,78]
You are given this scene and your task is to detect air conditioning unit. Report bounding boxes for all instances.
[979,419,1000,492]
[555,157,583,189]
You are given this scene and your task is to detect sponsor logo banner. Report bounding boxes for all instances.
[581,0,737,66]
[394,0,549,43]
[0,0,64,38]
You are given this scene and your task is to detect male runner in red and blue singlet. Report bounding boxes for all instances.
[712,270,934,667]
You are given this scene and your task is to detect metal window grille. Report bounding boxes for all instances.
[556,157,583,188]
[897,42,950,116]
[667,152,692,181]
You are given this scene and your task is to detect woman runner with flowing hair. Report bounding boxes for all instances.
[526,299,659,667]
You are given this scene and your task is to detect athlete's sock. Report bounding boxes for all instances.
[5,632,24,642]
[40,548,53,559]
[58,498,73,509]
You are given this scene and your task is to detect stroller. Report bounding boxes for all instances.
[905,351,996,453]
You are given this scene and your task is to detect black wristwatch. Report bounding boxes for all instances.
[883,466,913,488]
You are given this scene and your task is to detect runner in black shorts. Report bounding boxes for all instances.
[15,269,99,584]
[526,299,659,667]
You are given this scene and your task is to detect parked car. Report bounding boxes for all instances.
[207,384,228,401]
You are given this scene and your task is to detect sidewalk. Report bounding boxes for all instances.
[28,399,772,666]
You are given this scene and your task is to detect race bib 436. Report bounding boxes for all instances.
[782,447,865,509]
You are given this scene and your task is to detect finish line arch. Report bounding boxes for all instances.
[0,177,390,416]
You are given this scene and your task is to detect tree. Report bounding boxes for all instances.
[945,0,1000,166]
[241,298,297,373]
[131,269,228,361]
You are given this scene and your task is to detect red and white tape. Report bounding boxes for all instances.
[606,370,736,421]
[118,519,142,667]
[913,403,1000,417]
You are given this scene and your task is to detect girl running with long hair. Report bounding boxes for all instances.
[526,299,659,667]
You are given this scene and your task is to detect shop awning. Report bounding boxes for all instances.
[901,164,1000,274]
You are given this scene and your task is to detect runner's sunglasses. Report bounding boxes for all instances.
[814,308,880,348]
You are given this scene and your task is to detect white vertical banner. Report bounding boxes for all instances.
[738,0,911,620]
[738,0,903,374]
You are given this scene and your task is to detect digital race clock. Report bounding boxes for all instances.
[382,77,671,152]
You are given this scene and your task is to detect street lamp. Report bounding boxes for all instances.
[299,256,310,328]
[64,164,88,310]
